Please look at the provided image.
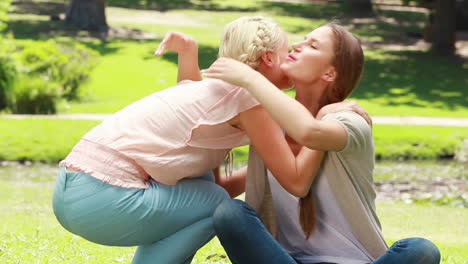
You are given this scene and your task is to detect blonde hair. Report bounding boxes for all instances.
[219,16,286,69]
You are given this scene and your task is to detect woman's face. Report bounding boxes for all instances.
[281,26,336,85]
[267,31,294,90]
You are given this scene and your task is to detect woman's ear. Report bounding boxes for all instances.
[322,67,337,82]
[260,51,275,68]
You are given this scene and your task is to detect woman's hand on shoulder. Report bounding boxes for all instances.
[202,58,259,88]
[316,100,372,125]
[154,31,198,56]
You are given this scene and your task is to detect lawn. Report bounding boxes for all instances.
[5,0,468,116]
[1,118,467,162]
[2,2,468,162]
[0,164,466,264]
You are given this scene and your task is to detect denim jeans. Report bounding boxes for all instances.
[53,167,229,264]
[213,199,440,264]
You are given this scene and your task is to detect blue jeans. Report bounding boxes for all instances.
[213,199,441,264]
[53,167,229,264]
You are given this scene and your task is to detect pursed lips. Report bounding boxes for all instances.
[287,54,297,61]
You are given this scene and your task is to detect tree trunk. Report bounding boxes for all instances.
[66,0,108,32]
[349,0,373,17]
[432,0,456,56]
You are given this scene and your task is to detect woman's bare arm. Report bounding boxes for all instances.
[240,106,324,197]
[203,58,352,151]
[155,31,202,82]
[215,166,247,198]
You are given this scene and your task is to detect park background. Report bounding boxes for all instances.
[0,0,467,263]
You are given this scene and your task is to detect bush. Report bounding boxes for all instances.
[8,77,61,114]
[15,40,98,100]
[0,54,16,110]
[0,0,14,111]
[1,40,98,114]
[0,0,12,33]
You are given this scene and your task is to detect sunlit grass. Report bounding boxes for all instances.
[6,3,467,116]
[1,118,466,162]
[378,202,468,264]
[0,167,465,264]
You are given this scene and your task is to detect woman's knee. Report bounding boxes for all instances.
[402,237,441,264]
[213,199,251,230]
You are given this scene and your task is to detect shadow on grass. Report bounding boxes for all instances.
[106,0,257,12]
[144,43,219,69]
[259,1,351,20]
[6,17,163,56]
[11,0,67,16]
[7,0,465,112]
[9,0,429,42]
[357,50,468,110]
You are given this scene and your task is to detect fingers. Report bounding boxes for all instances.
[154,41,166,56]
[154,31,175,56]
[154,33,171,56]
[358,109,372,125]
[365,113,373,126]
[345,100,372,125]
[201,70,219,79]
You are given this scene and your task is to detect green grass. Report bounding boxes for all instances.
[1,118,467,162]
[5,1,467,116]
[0,118,99,162]
[358,50,468,117]
[377,202,468,264]
[373,125,468,160]
[0,165,466,264]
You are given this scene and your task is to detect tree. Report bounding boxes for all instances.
[403,0,456,56]
[66,0,108,32]
[349,0,373,17]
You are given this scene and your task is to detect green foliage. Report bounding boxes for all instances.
[0,40,98,114]
[374,125,468,160]
[8,77,61,114]
[0,53,16,110]
[0,0,12,33]
[0,0,14,109]
[14,40,98,100]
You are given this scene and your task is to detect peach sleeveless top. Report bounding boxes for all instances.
[60,79,258,188]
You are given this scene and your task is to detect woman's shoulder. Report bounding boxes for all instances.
[323,111,370,132]
[323,111,373,153]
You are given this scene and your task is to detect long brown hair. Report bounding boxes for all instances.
[299,23,365,239]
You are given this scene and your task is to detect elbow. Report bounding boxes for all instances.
[285,180,310,198]
[295,124,318,148]
[295,186,310,198]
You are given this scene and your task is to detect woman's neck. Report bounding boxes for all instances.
[294,82,327,116]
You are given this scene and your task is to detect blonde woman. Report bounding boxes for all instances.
[52,17,348,264]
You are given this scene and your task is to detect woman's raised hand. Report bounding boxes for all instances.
[201,58,259,88]
[154,31,197,56]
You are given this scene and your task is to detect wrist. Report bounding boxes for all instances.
[181,40,198,55]
[244,70,264,90]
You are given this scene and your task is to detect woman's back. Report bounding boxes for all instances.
[61,78,259,187]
